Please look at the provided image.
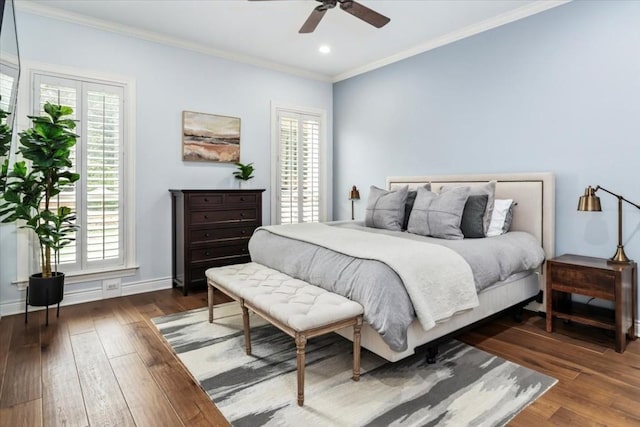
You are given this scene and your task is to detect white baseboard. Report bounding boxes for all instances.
[0,277,172,317]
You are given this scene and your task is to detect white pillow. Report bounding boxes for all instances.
[486,199,514,237]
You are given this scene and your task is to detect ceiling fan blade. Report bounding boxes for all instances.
[299,7,327,34]
[339,0,390,28]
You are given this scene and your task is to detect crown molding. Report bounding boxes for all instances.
[16,0,570,85]
[15,0,332,83]
[331,0,571,82]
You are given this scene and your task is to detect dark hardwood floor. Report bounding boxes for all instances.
[0,288,638,426]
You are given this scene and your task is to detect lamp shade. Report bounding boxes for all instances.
[349,185,360,200]
[577,186,602,212]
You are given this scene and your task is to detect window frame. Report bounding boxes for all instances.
[270,102,327,225]
[14,62,137,288]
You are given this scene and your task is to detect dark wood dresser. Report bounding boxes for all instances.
[170,189,265,295]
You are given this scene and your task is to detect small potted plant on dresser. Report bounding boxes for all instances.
[233,161,255,189]
[0,103,80,324]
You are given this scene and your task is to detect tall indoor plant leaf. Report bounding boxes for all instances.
[0,102,80,277]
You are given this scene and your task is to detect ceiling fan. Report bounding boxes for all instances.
[251,0,391,34]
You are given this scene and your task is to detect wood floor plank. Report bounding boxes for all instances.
[543,385,640,426]
[0,398,42,427]
[126,321,176,367]
[0,316,15,400]
[127,318,229,425]
[70,331,135,426]
[65,303,96,336]
[110,353,183,427]
[0,315,41,408]
[40,320,88,427]
[148,360,229,426]
[548,407,607,426]
[95,317,137,359]
[107,297,145,325]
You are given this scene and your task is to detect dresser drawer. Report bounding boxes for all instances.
[190,226,256,244]
[189,192,257,208]
[189,193,225,207]
[191,243,249,262]
[190,209,257,225]
[190,256,252,286]
[549,265,615,299]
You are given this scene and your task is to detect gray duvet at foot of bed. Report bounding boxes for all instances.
[248,229,414,351]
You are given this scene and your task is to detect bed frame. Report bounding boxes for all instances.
[336,172,555,362]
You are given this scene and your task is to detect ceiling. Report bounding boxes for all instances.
[17,0,568,82]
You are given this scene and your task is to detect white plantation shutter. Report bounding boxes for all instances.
[276,110,322,224]
[0,72,15,112]
[85,86,124,265]
[33,73,125,271]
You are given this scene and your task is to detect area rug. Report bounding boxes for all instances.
[152,303,556,427]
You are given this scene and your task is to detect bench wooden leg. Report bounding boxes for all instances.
[242,304,252,355]
[295,333,307,406]
[353,316,362,381]
[208,282,214,323]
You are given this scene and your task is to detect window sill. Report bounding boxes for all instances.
[12,265,140,290]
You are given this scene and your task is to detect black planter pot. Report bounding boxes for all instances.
[25,272,65,326]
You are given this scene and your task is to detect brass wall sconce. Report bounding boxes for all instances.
[578,185,640,264]
[349,185,360,220]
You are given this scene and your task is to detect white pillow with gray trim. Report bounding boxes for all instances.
[407,186,470,239]
[365,185,408,231]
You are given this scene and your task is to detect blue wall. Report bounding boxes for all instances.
[334,0,640,274]
[0,10,332,314]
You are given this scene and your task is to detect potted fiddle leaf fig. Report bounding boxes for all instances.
[233,162,254,188]
[0,102,80,312]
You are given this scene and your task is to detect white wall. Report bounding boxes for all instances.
[0,10,333,315]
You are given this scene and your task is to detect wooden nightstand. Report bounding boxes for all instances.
[546,254,637,352]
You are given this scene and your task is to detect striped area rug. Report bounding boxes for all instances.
[152,303,556,426]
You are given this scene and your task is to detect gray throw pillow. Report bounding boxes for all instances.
[365,185,408,231]
[402,184,431,231]
[407,186,470,239]
[461,194,488,238]
[440,180,496,235]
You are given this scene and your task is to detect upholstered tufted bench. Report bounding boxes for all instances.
[205,262,364,406]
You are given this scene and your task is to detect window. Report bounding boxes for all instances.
[272,106,326,224]
[0,59,19,119]
[28,71,131,274]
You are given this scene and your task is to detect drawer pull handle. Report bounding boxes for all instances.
[241,248,246,252]
[204,233,210,237]
[241,230,246,235]
[205,251,210,256]
[204,198,209,202]
[240,213,245,217]
[204,215,208,219]
[240,197,245,201]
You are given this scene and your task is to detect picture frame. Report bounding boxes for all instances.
[182,111,241,162]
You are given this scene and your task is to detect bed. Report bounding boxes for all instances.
[249,172,555,362]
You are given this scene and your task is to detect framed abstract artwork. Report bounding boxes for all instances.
[182,111,241,162]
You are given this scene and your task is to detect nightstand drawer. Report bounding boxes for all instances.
[190,209,257,225]
[190,226,256,244]
[550,266,615,299]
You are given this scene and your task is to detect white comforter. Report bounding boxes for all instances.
[259,223,479,331]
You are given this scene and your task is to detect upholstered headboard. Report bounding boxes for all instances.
[387,172,555,260]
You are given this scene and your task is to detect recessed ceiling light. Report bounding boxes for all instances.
[318,45,331,54]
